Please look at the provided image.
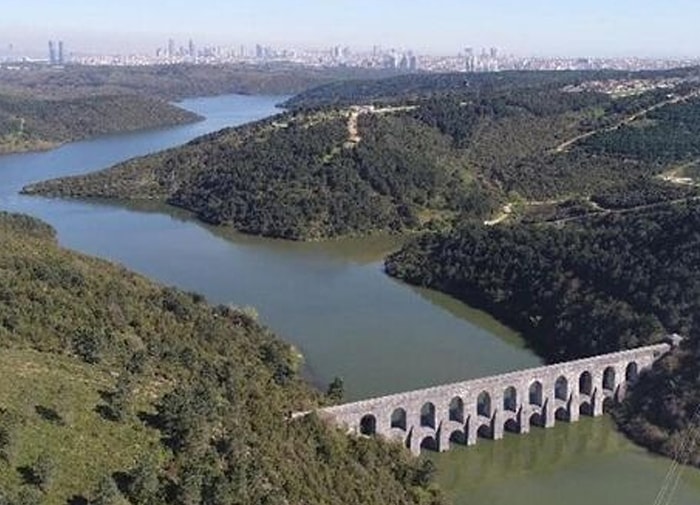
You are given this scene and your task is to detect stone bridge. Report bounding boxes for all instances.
[306,340,678,454]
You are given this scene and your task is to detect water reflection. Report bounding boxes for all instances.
[435,416,700,505]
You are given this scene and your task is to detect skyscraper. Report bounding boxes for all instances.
[188,39,196,59]
[465,47,476,72]
[168,39,175,58]
[48,41,56,65]
[58,41,64,65]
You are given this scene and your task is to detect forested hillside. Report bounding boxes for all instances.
[283,67,699,109]
[0,63,404,154]
[23,107,498,239]
[24,69,700,239]
[0,93,201,154]
[385,201,700,464]
[387,202,700,360]
[0,64,401,101]
[0,212,442,505]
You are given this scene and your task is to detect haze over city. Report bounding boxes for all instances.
[3,0,700,58]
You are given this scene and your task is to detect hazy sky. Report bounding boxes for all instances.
[2,0,699,58]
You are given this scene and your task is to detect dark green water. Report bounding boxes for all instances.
[1,94,698,504]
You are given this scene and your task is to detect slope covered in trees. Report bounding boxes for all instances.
[0,63,403,154]
[0,64,402,101]
[0,212,442,505]
[387,202,700,360]
[283,67,700,109]
[385,201,700,463]
[0,93,201,154]
[23,107,499,239]
[22,70,700,239]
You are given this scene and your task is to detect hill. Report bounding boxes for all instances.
[22,105,501,240]
[0,93,201,154]
[27,71,700,240]
[385,200,700,464]
[0,64,404,101]
[0,64,405,154]
[0,212,442,505]
[282,67,700,109]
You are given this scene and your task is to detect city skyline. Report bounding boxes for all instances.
[2,0,700,59]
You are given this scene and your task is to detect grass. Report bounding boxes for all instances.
[0,348,166,505]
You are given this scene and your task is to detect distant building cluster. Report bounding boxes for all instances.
[464,47,500,72]
[47,40,65,65]
[1,38,699,74]
[562,77,689,97]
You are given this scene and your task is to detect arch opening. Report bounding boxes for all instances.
[477,391,492,418]
[555,407,569,421]
[626,362,639,383]
[555,376,569,401]
[477,424,493,439]
[504,418,520,433]
[529,381,543,407]
[449,397,465,423]
[449,430,467,445]
[391,408,407,431]
[360,414,377,436]
[579,401,593,417]
[529,412,544,428]
[579,371,593,395]
[603,397,615,413]
[420,402,436,429]
[603,367,616,392]
[420,436,438,452]
[503,386,518,412]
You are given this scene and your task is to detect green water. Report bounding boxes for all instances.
[1,93,698,504]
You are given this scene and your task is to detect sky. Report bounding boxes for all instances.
[1,0,699,58]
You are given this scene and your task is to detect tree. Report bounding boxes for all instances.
[72,328,103,364]
[0,489,11,505]
[92,475,121,505]
[0,424,16,463]
[413,459,436,487]
[126,457,160,505]
[104,373,133,422]
[15,488,42,505]
[326,377,344,403]
[31,452,55,492]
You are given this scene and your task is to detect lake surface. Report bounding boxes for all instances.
[1,93,699,504]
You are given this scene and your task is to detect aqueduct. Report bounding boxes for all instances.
[302,339,678,454]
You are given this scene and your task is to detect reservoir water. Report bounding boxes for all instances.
[1,94,699,504]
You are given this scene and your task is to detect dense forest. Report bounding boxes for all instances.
[24,68,700,238]
[283,67,700,109]
[0,63,403,154]
[385,201,700,463]
[0,64,402,100]
[0,212,442,505]
[0,93,200,154]
[23,107,498,239]
[387,202,700,359]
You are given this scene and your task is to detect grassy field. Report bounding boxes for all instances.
[0,348,166,504]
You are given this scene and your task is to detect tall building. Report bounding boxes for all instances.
[48,41,56,64]
[465,47,476,72]
[188,39,196,59]
[408,53,418,71]
[58,41,64,64]
[168,39,175,58]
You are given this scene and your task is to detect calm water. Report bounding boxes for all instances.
[1,94,699,504]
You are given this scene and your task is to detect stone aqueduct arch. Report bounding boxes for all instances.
[307,342,675,455]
